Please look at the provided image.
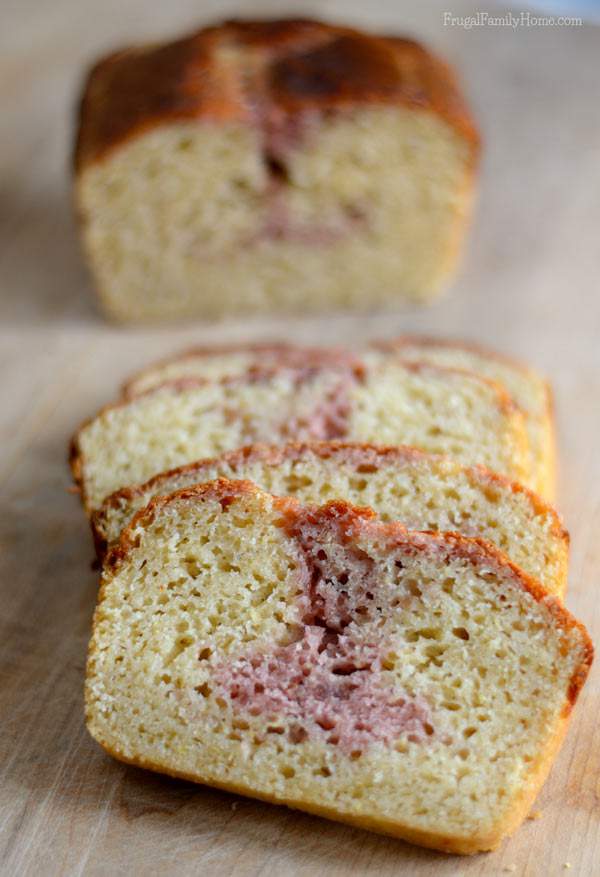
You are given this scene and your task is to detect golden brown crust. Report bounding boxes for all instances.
[74,17,480,170]
[106,477,592,702]
[92,440,569,564]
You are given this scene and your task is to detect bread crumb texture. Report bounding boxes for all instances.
[122,338,554,501]
[74,354,531,512]
[95,442,567,596]
[86,482,591,855]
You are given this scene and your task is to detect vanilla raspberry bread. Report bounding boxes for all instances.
[71,355,531,513]
[374,337,556,500]
[74,18,479,322]
[86,480,592,854]
[94,442,568,597]
[121,338,555,500]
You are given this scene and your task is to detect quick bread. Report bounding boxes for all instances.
[70,356,531,513]
[93,441,568,596]
[374,337,556,500]
[86,480,592,854]
[121,338,554,500]
[74,18,479,321]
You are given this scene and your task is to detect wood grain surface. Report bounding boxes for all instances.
[1,1,599,874]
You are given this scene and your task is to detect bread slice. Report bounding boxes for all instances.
[93,442,568,597]
[86,480,592,854]
[70,356,531,513]
[74,18,479,322]
[374,337,556,500]
[121,338,554,500]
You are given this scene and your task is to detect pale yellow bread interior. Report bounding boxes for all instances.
[94,442,567,597]
[86,480,592,855]
[121,339,552,500]
[76,108,475,322]
[71,359,531,512]
[373,338,556,501]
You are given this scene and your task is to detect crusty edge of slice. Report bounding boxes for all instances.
[88,479,592,855]
[91,441,569,591]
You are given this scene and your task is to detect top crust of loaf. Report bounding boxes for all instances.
[105,477,592,710]
[74,17,480,170]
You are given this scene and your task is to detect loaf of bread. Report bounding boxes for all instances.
[93,441,567,597]
[86,480,592,854]
[374,337,556,500]
[70,354,531,513]
[74,18,479,322]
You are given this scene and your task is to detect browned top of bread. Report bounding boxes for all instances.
[107,477,592,709]
[75,17,480,170]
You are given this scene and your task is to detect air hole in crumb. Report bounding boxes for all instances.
[381,652,397,670]
[356,463,378,474]
[406,579,422,598]
[280,765,295,779]
[198,647,212,661]
[289,725,308,744]
[183,557,201,578]
[195,682,212,698]
[452,627,470,641]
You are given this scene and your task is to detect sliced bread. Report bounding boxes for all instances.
[93,441,567,596]
[374,336,556,500]
[71,357,531,513]
[86,480,592,854]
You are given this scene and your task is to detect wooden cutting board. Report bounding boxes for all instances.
[1,1,599,874]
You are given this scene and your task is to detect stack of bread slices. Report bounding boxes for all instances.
[72,336,592,855]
